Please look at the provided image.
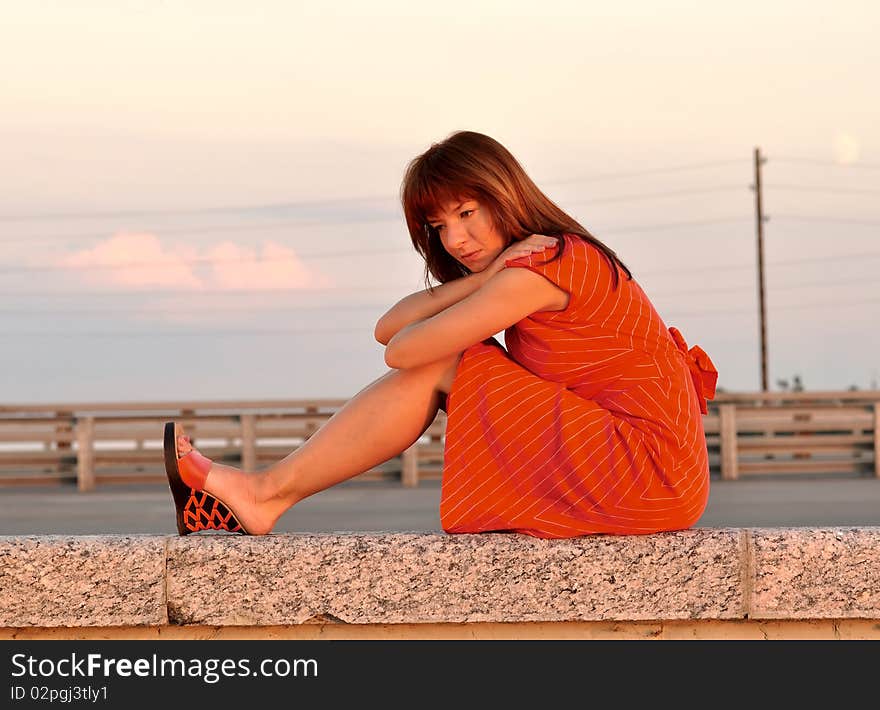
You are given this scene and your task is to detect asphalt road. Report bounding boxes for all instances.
[1,475,879,535]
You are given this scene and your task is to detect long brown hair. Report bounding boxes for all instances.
[400,130,631,290]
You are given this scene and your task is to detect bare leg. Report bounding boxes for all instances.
[179,352,462,535]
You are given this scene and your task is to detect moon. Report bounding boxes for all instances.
[832,132,860,164]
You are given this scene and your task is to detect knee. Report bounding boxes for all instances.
[386,351,462,394]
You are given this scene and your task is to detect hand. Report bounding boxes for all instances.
[479,234,559,282]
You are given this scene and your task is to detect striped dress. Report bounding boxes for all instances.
[439,233,718,538]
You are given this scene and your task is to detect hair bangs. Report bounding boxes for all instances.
[409,173,476,228]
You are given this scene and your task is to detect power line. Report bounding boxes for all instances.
[0,246,413,276]
[0,214,752,252]
[0,303,388,315]
[768,184,880,196]
[770,214,880,226]
[6,290,878,336]
[545,159,745,185]
[773,296,880,311]
[0,194,398,223]
[10,271,880,315]
[768,250,880,268]
[667,294,880,318]
[564,185,744,206]
[773,157,880,171]
[0,194,752,249]
[599,216,749,235]
[0,326,376,337]
[0,159,748,223]
[5,247,880,296]
[652,274,880,298]
[640,262,754,277]
[664,307,754,318]
[0,284,413,298]
[639,249,880,278]
[0,210,755,281]
[0,214,405,246]
[772,275,880,292]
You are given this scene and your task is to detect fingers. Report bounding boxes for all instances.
[512,239,555,254]
[498,234,559,269]
[522,234,559,249]
[503,243,552,263]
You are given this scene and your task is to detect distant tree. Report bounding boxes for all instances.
[776,374,804,392]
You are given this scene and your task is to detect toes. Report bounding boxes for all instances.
[177,435,193,456]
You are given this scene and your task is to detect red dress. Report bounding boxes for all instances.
[440,233,718,538]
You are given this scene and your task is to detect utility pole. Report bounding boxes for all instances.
[752,147,768,392]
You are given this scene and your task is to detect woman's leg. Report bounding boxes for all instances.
[179,352,462,535]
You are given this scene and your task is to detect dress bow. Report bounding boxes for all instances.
[668,327,718,415]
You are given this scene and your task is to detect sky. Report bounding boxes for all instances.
[1,0,878,404]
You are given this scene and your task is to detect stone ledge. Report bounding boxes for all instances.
[0,536,167,627]
[1,528,878,628]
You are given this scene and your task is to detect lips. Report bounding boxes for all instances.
[461,250,480,261]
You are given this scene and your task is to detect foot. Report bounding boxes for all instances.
[177,433,193,456]
[177,434,280,536]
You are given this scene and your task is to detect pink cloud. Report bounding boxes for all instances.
[58,232,204,290]
[207,240,334,290]
[56,233,332,291]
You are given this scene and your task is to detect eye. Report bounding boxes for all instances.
[461,210,473,218]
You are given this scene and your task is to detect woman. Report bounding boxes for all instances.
[164,130,718,538]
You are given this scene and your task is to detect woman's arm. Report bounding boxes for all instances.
[384,266,566,369]
[374,234,558,344]
[374,271,488,345]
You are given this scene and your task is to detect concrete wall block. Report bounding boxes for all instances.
[166,530,744,626]
[0,535,167,627]
[750,527,880,619]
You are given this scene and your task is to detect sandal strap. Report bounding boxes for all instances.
[178,449,213,490]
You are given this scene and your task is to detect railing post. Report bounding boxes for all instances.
[304,405,319,441]
[76,416,95,492]
[720,404,739,481]
[180,407,195,429]
[55,411,74,476]
[241,414,257,472]
[873,403,880,479]
[401,444,418,488]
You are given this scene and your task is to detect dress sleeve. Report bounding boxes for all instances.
[503,234,610,314]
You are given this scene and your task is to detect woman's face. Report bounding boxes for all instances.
[426,197,507,272]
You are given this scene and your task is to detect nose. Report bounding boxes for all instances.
[445,220,469,248]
